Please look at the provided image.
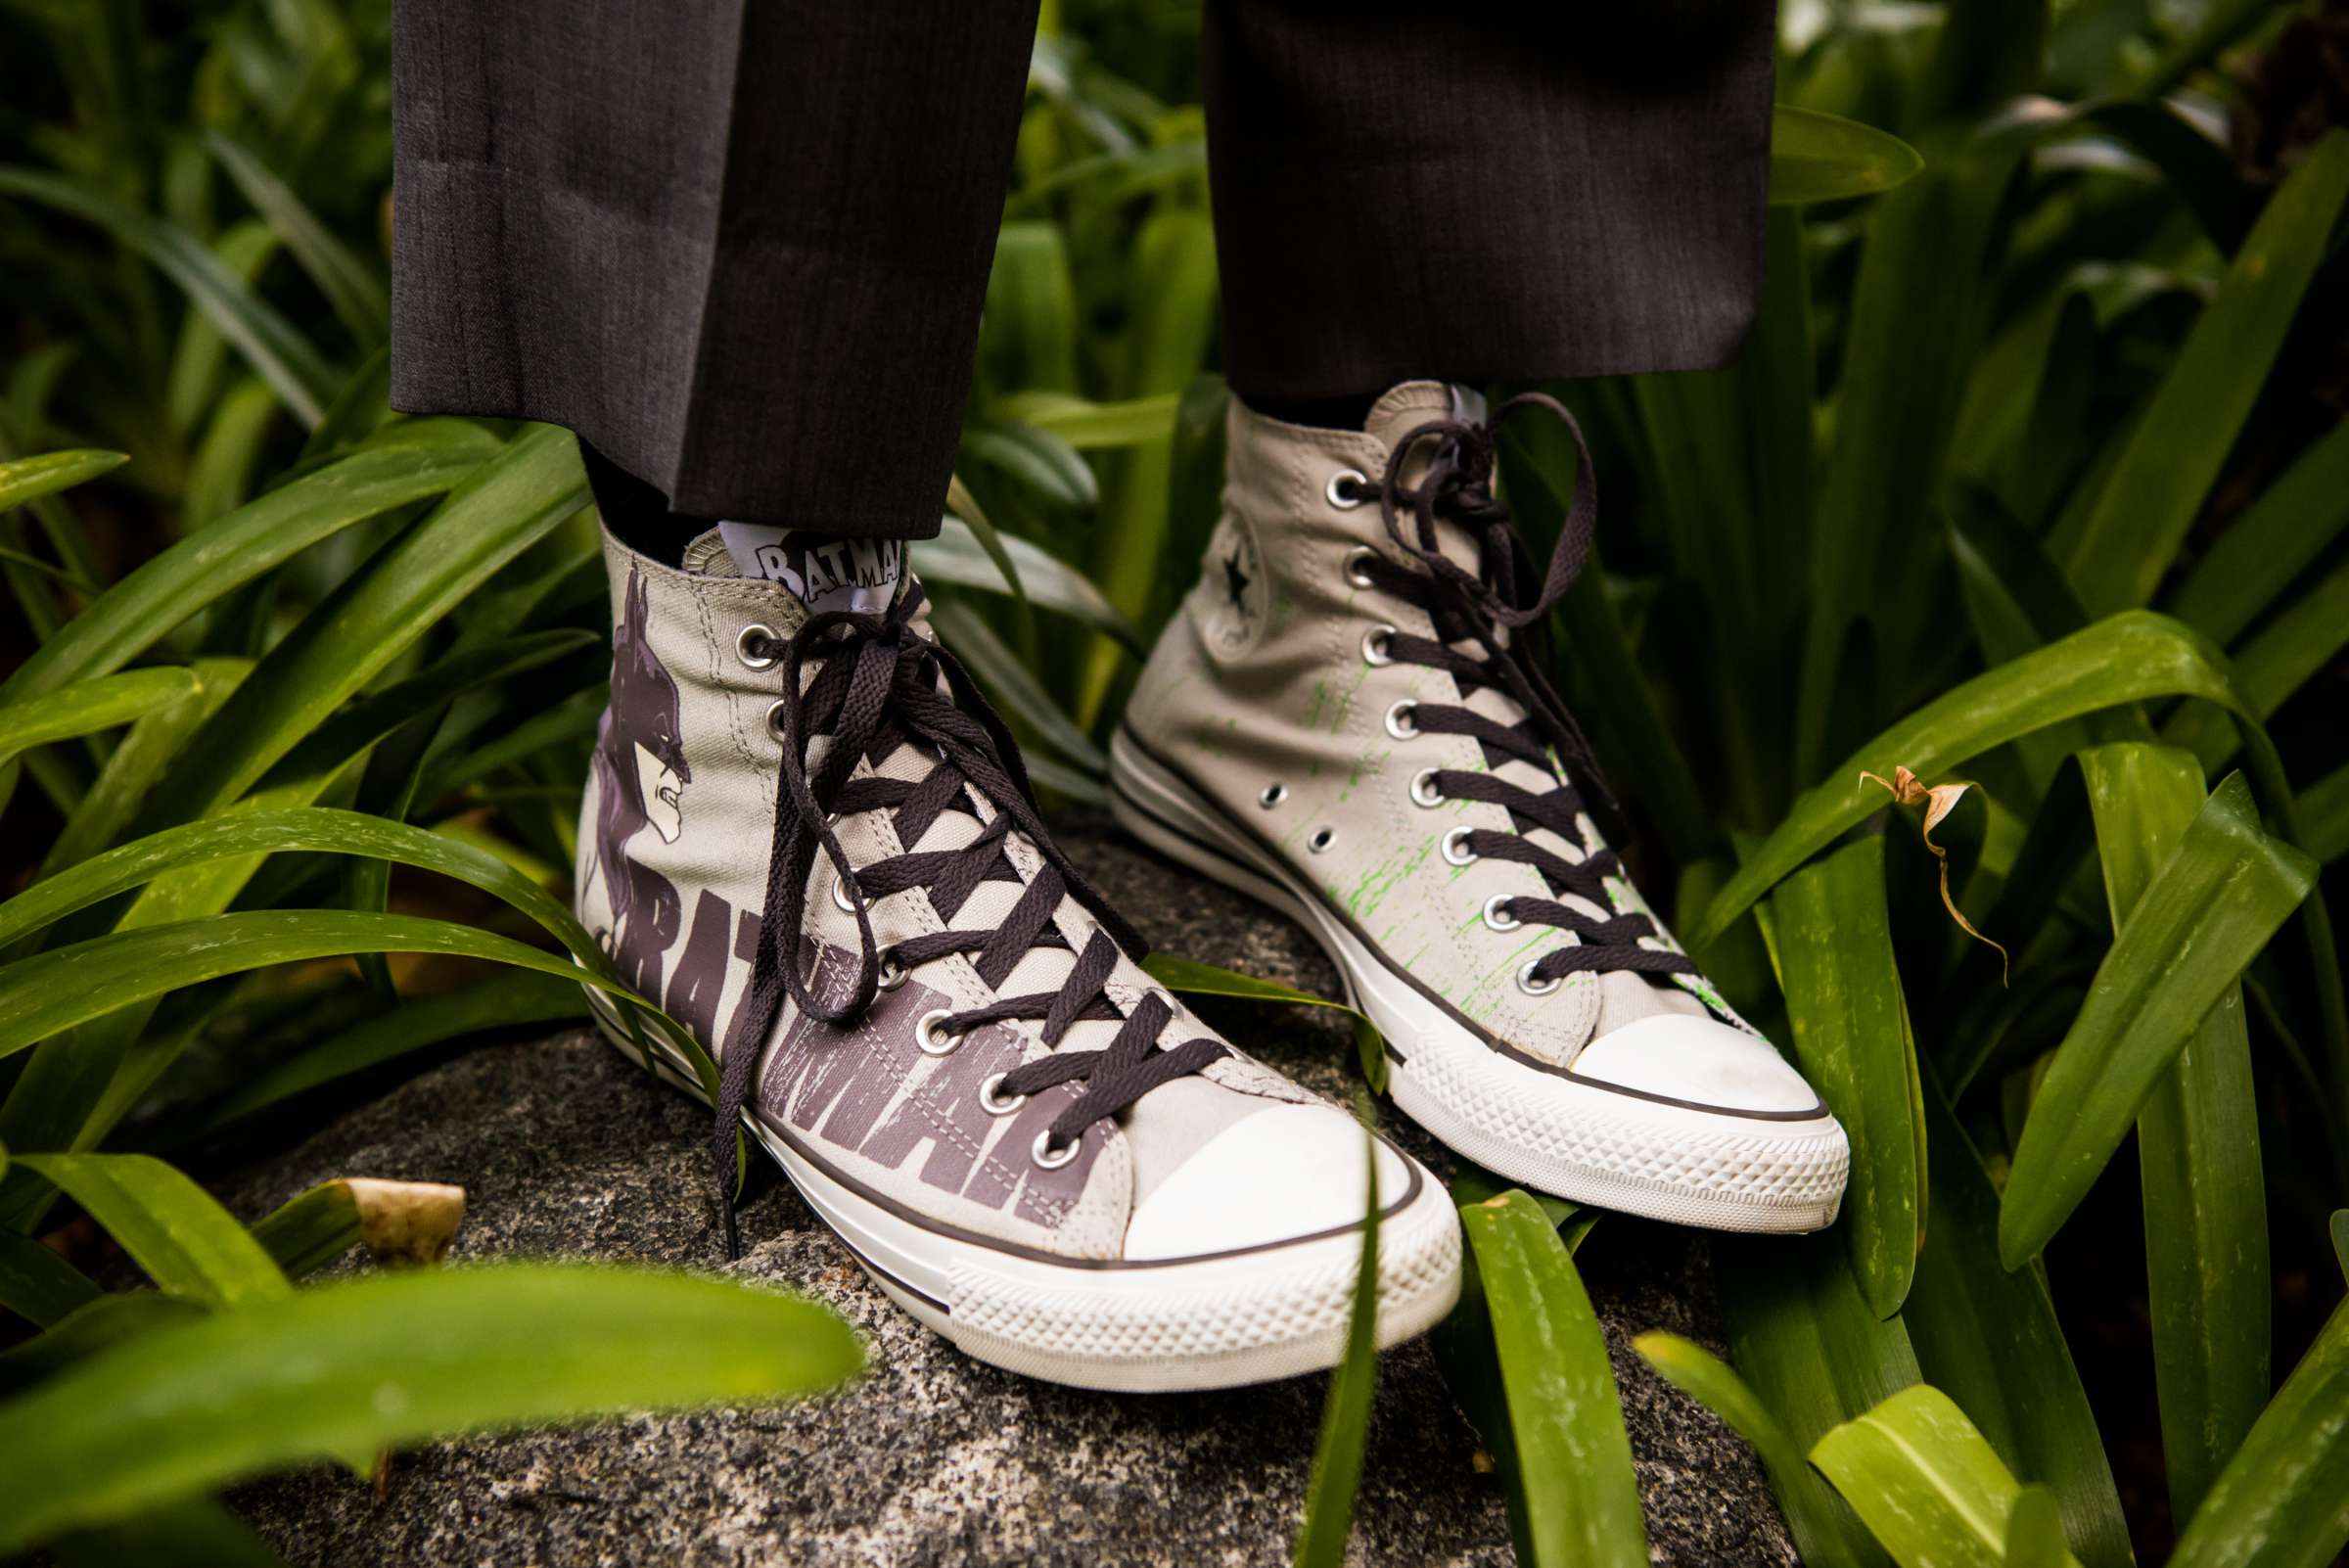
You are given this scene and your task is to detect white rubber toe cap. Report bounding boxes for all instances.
[1123,1104,1414,1262]
[1568,1013,1828,1118]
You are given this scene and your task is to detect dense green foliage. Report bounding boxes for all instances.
[3,0,2347,1562]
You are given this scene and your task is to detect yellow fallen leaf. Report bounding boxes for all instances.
[1860,766,2009,984]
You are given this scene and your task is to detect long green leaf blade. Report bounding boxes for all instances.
[1695,611,2251,949]
[1810,1384,2083,1568]
[2168,1294,2349,1568]
[2078,743,2269,1519]
[0,420,503,707]
[1771,835,1921,1317]
[1460,1190,1647,1568]
[14,1152,286,1309]
[0,911,621,1062]
[0,450,127,514]
[2064,130,2349,615]
[1292,1123,1381,1568]
[1769,104,1926,206]
[0,1263,862,1553]
[0,668,199,772]
[1905,1077,2132,1568]
[2001,773,2315,1265]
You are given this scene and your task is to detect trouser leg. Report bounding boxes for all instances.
[391,0,1039,538]
[1203,1,1778,400]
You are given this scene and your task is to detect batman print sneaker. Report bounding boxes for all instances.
[1109,384,1850,1233]
[574,517,1461,1390]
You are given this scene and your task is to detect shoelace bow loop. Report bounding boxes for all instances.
[1351,394,1698,992]
[709,586,1222,1255]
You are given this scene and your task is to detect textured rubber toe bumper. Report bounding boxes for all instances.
[587,996,1462,1391]
[1108,726,1850,1235]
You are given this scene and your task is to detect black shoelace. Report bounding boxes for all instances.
[1344,392,1698,995]
[712,584,1225,1255]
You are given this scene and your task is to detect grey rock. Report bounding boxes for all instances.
[228,825,1796,1568]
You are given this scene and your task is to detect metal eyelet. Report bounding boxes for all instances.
[1032,1130,1080,1170]
[1309,826,1337,854]
[1260,782,1288,808]
[1442,826,1477,866]
[1409,767,1444,807]
[831,872,859,915]
[915,1008,962,1057]
[1384,700,1419,740]
[1517,960,1562,997]
[1484,895,1522,932]
[877,949,909,992]
[1327,469,1369,509]
[765,699,790,742]
[736,623,779,670]
[1361,623,1397,667]
[979,1073,1027,1116]
[1345,547,1381,589]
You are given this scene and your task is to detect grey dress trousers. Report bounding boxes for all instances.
[389,1,1777,538]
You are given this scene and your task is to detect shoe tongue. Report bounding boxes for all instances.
[1358,382,1492,583]
[1361,380,1486,452]
[687,524,906,616]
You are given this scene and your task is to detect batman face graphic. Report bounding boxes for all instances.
[592,569,689,992]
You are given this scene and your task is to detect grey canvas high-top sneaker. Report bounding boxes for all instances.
[1110,385,1850,1233]
[575,520,1460,1390]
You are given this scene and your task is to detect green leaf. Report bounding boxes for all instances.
[2333,1211,2347,1283]
[0,1227,101,1327]
[183,377,281,531]
[2078,743,2268,1520]
[2001,773,2315,1266]
[997,391,1180,449]
[0,668,200,774]
[2166,554,2349,771]
[0,165,339,426]
[914,516,1143,653]
[1632,1332,1863,1563]
[1142,952,1389,1091]
[2167,1293,2349,1568]
[1695,612,2254,950]
[1715,1230,1920,1568]
[204,130,388,346]
[1770,835,1922,1318]
[203,970,587,1128]
[49,1498,289,1568]
[2166,420,2349,648]
[1811,1384,2083,1568]
[0,1293,206,1399]
[925,595,1106,774]
[0,1262,862,1554]
[2006,1485,2073,1568]
[1292,1122,1381,1568]
[1460,1190,1647,1568]
[14,1153,286,1309]
[1769,104,1926,205]
[0,911,624,1065]
[0,808,604,968]
[1790,103,2061,783]
[161,424,588,816]
[0,450,127,514]
[0,420,503,708]
[1905,1076,2133,1568]
[2063,130,2349,615]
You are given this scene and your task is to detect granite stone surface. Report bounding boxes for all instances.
[229,826,1797,1567]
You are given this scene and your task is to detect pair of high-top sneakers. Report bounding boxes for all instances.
[575,383,1848,1392]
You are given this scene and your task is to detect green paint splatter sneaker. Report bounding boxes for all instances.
[575,518,1461,1389]
[1111,383,1850,1233]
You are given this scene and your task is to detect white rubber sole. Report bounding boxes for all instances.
[1109,728,1848,1235]
[585,995,1462,1392]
